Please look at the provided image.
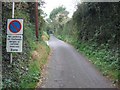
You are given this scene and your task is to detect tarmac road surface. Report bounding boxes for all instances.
[40,35,116,88]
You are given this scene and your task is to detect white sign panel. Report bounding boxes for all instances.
[6,35,23,52]
[7,19,23,35]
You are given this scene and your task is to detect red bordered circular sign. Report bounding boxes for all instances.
[9,20,22,33]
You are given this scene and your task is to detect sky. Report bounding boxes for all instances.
[42,0,80,18]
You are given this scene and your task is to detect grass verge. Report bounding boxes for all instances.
[20,42,50,89]
[77,43,118,84]
[58,35,119,88]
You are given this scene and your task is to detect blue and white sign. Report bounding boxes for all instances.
[7,19,23,34]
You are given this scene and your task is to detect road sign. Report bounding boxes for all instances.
[7,19,23,34]
[6,35,23,52]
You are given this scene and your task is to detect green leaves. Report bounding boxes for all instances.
[2,1,46,89]
[56,2,120,87]
[49,6,66,21]
[47,6,69,35]
[77,42,118,83]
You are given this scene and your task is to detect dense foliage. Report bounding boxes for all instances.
[73,3,120,47]
[2,1,48,89]
[54,2,120,87]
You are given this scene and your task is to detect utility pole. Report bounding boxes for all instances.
[35,0,39,41]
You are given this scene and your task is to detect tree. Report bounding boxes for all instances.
[48,6,69,35]
[49,6,66,21]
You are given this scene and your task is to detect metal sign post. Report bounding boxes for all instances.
[12,2,15,19]
[10,1,15,64]
[7,2,23,64]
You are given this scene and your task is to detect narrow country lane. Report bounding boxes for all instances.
[40,35,116,88]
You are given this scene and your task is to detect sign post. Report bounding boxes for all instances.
[7,2,23,64]
[10,1,15,64]
[12,2,15,19]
